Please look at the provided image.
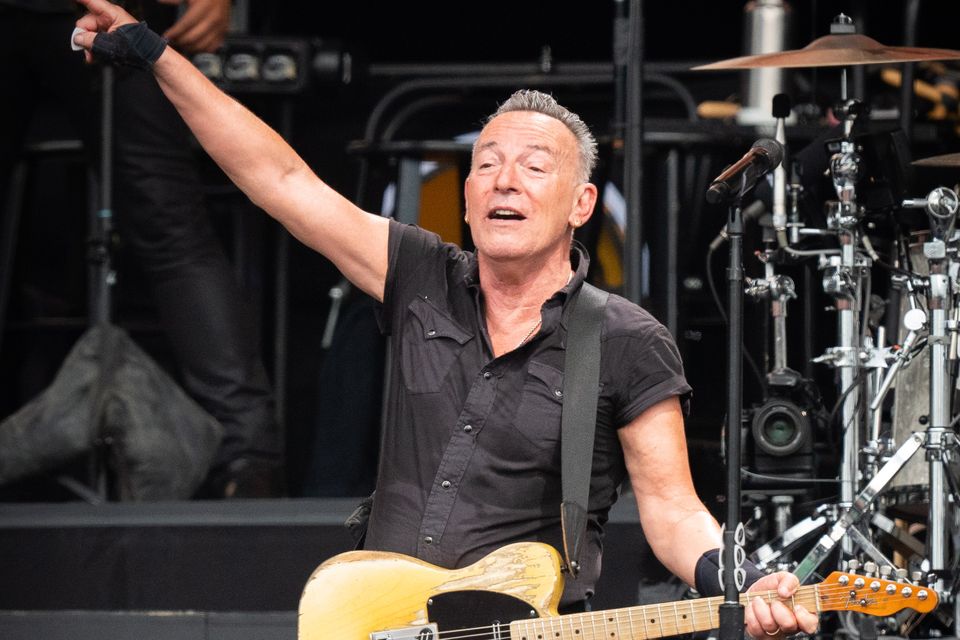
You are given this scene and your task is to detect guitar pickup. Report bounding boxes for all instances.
[370,624,439,640]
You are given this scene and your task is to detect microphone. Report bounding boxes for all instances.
[705,138,785,205]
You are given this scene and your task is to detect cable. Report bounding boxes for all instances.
[827,372,866,433]
[741,469,840,485]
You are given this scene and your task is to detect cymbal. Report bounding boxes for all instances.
[913,153,960,167]
[693,33,960,70]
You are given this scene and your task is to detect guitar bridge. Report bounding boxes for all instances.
[370,624,439,640]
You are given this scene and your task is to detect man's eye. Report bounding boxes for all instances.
[529,166,544,173]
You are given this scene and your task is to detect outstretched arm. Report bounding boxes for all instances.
[73,0,390,301]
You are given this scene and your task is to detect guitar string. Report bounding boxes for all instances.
[426,587,927,640]
[425,587,931,640]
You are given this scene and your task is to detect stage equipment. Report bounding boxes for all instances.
[692,26,960,70]
[737,0,791,126]
[698,14,960,635]
[191,36,350,95]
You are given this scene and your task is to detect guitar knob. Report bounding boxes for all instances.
[896,568,908,582]
[879,565,893,578]
[847,559,861,572]
[864,561,877,576]
[911,571,923,583]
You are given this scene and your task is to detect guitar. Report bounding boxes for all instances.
[298,542,938,640]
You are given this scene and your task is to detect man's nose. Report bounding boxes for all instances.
[494,162,520,192]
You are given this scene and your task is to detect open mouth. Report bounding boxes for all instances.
[487,208,526,221]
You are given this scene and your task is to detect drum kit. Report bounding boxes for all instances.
[696,14,960,636]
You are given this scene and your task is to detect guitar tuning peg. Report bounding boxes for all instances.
[911,571,923,583]
[896,568,908,582]
[879,565,893,578]
[926,573,937,588]
[847,559,860,572]
[864,561,877,576]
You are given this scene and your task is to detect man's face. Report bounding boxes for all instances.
[464,111,595,266]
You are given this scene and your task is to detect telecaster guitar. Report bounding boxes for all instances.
[298,542,937,640]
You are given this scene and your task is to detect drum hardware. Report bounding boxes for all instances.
[692,14,960,70]
[695,15,960,628]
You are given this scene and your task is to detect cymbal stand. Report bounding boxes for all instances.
[813,98,871,540]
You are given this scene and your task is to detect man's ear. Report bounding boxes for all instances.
[570,183,599,228]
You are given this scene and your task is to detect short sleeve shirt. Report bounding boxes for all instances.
[364,220,691,605]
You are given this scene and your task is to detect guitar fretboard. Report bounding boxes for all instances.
[510,586,820,640]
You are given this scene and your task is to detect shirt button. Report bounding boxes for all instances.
[427,329,437,336]
[483,371,492,380]
[554,389,563,398]
[423,536,434,545]
[463,424,473,433]
[441,480,451,489]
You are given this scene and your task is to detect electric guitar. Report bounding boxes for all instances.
[298,542,938,640]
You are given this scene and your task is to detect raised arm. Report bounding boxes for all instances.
[73,0,389,301]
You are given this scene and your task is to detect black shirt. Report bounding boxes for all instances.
[366,221,692,605]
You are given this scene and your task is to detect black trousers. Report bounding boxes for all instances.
[0,7,280,469]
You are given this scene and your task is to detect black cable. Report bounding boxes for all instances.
[827,372,866,432]
[741,469,840,485]
[706,243,767,395]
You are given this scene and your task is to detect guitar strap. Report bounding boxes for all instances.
[560,282,609,578]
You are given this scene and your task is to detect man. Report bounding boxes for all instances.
[0,0,280,497]
[72,0,818,635]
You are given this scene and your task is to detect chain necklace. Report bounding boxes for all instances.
[514,317,543,350]
[514,270,574,350]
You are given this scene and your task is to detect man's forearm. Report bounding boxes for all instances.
[150,47,308,221]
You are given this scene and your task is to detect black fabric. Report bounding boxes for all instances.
[91,22,167,70]
[365,220,692,606]
[0,1,74,13]
[0,325,223,499]
[0,10,278,474]
[694,548,766,597]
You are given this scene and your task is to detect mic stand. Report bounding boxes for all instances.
[719,174,749,640]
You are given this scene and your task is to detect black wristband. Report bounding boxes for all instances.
[91,22,167,70]
[694,548,766,596]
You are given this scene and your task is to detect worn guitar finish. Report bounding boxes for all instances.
[298,542,938,640]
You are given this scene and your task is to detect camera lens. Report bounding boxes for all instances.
[752,400,808,456]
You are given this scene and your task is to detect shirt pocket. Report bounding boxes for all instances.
[513,360,565,451]
[399,297,473,394]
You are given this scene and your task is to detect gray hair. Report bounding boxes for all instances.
[484,90,598,182]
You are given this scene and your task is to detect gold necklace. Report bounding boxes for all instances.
[515,317,543,349]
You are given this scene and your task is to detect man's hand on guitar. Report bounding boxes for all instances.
[745,572,819,639]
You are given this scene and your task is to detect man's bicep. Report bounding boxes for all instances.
[272,172,391,302]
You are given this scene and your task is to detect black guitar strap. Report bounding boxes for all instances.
[560,282,609,578]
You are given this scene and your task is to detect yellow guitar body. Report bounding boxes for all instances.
[298,542,565,640]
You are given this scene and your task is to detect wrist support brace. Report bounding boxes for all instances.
[92,22,167,70]
[694,548,766,596]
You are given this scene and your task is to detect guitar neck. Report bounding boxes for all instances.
[511,585,820,640]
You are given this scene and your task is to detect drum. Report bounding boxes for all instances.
[887,235,930,517]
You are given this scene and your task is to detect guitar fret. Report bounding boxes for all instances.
[672,602,681,634]
[641,604,652,639]
[626,604,638,640]
[687,600,697,633]
[656,603,665,637]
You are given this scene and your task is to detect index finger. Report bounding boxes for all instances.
[75,0,119,18]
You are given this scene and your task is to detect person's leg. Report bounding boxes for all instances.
[111,66,282,494]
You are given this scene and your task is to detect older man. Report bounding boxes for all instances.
[72,0,818,635]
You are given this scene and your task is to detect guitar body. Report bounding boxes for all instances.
[298,542,565,640]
